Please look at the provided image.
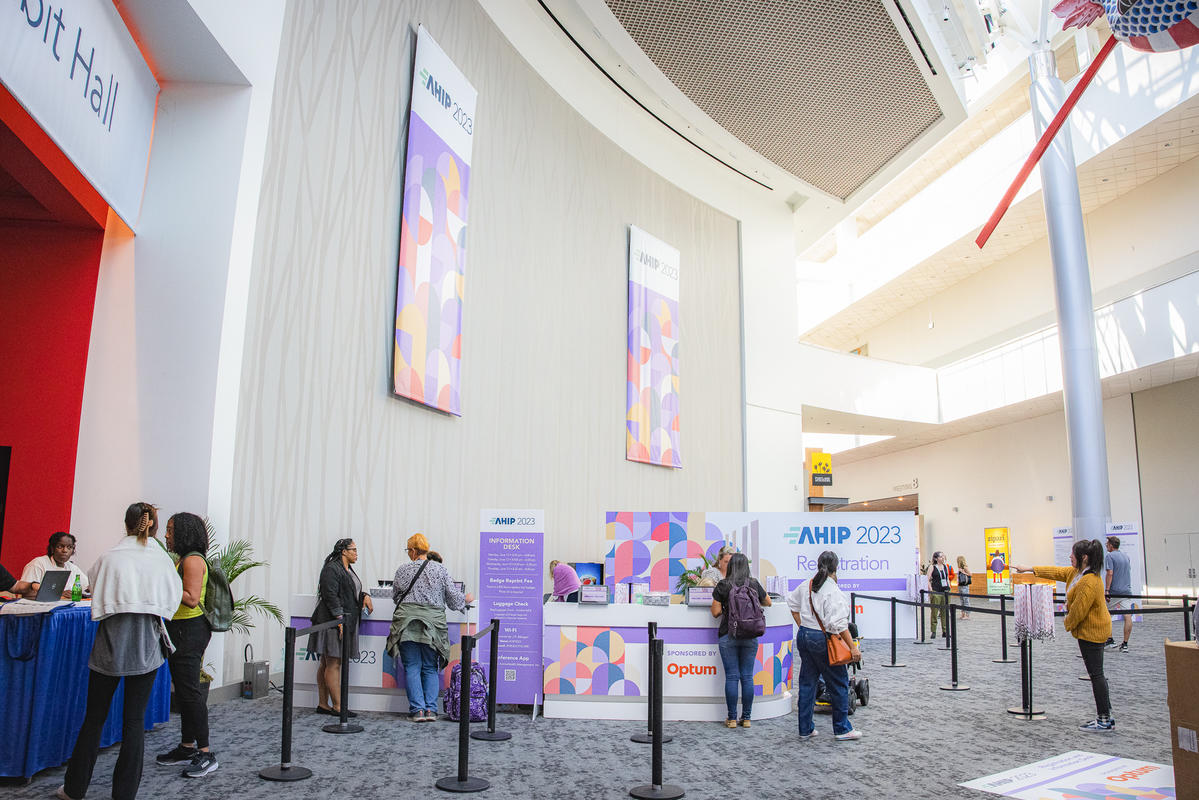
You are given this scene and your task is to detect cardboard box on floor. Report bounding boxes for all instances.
[1165,639,1198,800]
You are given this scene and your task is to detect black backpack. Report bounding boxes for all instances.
[726,582,765,639]
[183,552,234,633]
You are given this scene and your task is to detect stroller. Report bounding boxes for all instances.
[814,622,870,715]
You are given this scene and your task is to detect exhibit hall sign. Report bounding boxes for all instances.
[985,526,1012,595]
[0,0,159,226]
[392,25,477,415]
[626,225,681,468]
[477,509,543,704]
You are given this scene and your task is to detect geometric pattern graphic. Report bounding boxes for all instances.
[542,625,640,696]
[626,280,680,466]
[393,111,470,415]
[604,511,728,596]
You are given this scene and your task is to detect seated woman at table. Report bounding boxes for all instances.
[386,533,472,722]
[0,562,34,597]
[60,502,182,800]
[21,531,89,599]
[549,560,581,602]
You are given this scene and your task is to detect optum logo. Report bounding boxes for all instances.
[666,663,717,677]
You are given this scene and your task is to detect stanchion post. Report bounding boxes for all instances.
[993,593,1015,663]
[940,604,969,691]
[632,621,671,744]
[259,626,314,781]
[850,592,857,626]
[880,596,905,668]
[629,637,684,800]
[915,589,931,644]
[472,618,511,742]
[1006,637,1045,719]
[323,615,364,734]
[1183,597,1192,641]
[436,634,489,793]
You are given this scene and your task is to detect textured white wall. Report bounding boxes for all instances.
[230,0,744,664]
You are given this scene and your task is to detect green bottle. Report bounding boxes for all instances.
[71,574,82,602]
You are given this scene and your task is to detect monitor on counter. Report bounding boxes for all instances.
[453,580,465,595]
[685,586,714,606]
[578,584,609,604]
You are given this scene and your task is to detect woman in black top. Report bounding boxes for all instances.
[710,553,771,728]
[927,551,951,637]
[309,538,372,715]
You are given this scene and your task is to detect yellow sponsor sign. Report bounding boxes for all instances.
[811,452,832,486]
[984,527,1012,595]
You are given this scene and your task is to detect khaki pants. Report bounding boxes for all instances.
[929,592,949,637]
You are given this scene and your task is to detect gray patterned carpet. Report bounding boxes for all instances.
[6,608,1184,799]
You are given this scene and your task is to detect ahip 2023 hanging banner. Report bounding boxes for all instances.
[985,526,1012,595]
[392,26,477,415]
[626,226,681,467]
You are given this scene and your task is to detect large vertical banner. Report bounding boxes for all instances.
[392,26,477,414]
[478,510,544,704]
[985,527,1012,595]
[626,226,681,468]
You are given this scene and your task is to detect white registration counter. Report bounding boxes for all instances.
[289,594,478,713]
[541,601,794,721]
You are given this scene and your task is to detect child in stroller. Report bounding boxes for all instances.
[814,621,869,714]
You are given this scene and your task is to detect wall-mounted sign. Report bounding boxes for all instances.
[811,451,832,486]
[0,0,159,226]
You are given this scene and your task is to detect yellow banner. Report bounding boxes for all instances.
[811,452,832,486]
[984,527,1011,595]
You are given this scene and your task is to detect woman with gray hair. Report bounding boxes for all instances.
[700,545,736,584]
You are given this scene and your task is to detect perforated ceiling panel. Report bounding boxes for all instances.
[605,0,943,199]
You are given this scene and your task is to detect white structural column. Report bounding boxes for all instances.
[1028,48,1111,543]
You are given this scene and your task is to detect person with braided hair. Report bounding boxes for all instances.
[309,537,372,716]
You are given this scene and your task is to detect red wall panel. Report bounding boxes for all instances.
[0,223,104,573]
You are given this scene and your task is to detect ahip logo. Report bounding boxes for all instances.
[490,517,515,526]
[420,68,452,109]
[666,662,717,677]
[785,526,851,545]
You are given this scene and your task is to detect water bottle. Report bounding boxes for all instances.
[71,574,82,602]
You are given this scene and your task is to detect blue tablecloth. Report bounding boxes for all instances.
[0,605,171,778]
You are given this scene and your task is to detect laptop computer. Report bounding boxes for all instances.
[34,570,70,602]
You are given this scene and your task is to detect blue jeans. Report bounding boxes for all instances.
[796,627,852,735]
[717,634,758,720]
[399,641,441,713]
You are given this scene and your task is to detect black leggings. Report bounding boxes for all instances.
[1078,638,1111,718]
[166,616,212,748]
[64,669,157,800]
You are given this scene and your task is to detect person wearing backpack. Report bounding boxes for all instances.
[788,550,861,741]
[710,553,771,728]
[156,512,219,778]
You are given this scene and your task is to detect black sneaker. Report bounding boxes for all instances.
[1079,717,1115,732]
[1118,642,1128,653]
[155,744,196,765]
[182,750,219,778]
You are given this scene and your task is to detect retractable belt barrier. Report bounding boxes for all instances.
[629,635,685,800]
[259,615,344,782]
[632,621,672,745]
[436,618,503,794]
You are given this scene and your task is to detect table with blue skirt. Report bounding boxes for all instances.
[0,604,171,778]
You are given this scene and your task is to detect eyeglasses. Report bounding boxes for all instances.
[344,547,358,552]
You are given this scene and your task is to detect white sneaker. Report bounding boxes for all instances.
[835,729,862,741]
[798,730,818,740]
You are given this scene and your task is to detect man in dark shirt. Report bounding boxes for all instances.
[0,562,34,595]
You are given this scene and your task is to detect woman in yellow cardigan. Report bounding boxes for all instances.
[1012,538,1113,732]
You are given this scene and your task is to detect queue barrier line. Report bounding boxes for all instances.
[631,621,673,745]
[629,635,685,800]
[437,618,502,793]
[260,615,344,782]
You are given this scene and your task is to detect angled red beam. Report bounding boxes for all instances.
[975,34,1117,249]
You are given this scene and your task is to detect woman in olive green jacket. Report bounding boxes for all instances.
[1013,538,1113,731]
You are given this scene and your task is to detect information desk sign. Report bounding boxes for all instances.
[478,510,544,704]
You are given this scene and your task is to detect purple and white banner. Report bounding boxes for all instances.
[477,510,544,704]
[392,25,477,414]
[626,226,681,467]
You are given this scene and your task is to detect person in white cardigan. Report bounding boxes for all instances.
[787,550,862,742]
[59,502,182,800]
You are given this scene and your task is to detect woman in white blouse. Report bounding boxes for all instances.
[787,550,861,741]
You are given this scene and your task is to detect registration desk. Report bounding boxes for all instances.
[542,601,794,721]
[290,594,477,713]
[0,605,171,778]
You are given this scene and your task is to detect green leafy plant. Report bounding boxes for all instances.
[675,553,715,593]
[207,537,284,635]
